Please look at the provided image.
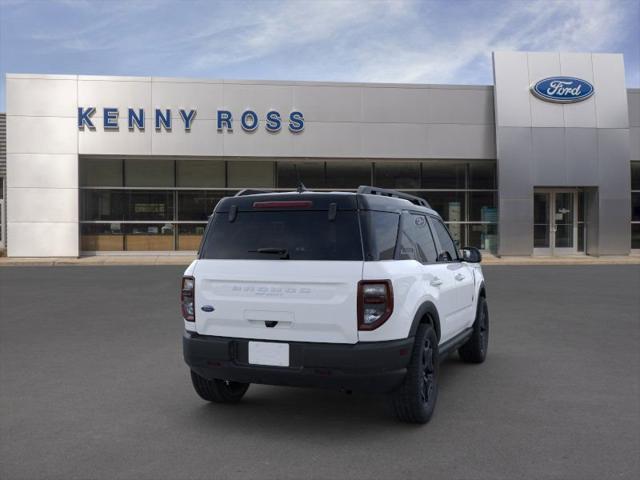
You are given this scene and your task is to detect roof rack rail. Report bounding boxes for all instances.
[234,189,273,197]
[357,186,431,209]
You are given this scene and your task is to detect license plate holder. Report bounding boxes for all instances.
[248,341,290,367]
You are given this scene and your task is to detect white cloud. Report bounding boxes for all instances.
[349,0,631,84]
[180,0,635,85]
[189,0,412,70]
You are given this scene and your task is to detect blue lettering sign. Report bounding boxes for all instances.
[155,109,172,130]
[241,110,259,132]
[531,77,594,103]
[78,107,96,129]
[128,108,145,130]
[217,110,233,131]
[78,106,304,134]
[265,110,281,132]
[288,111,304,133]
[103,108,119,129]
[179,109,197,130]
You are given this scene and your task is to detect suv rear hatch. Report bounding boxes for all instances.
[193,194,363,344]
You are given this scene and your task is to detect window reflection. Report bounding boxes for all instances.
[415,191,465,222]
[421,162,465,189]
[277,162,326,188]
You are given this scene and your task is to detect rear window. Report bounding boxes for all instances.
[200,210,363,260]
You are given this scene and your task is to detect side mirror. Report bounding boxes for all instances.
[461,246,482,263]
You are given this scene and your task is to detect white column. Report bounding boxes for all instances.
[6,74,79,257]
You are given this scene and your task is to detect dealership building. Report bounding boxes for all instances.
[1,51,639,257]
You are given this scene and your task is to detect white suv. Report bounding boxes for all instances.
[182,186,488,423]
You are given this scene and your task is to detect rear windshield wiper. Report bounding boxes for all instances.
[249,247,290,259]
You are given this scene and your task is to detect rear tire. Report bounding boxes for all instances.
[190,370,250,403]
[458,296,489,363]
[390,323,439,424]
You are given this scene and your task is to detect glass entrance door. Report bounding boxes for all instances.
[553,192,575,254]
[533,190,578,255]
[533,192,551,251]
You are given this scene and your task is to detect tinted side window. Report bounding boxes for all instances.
[430,217,459,261]
[398,213,438,263]
[361,211,400,261]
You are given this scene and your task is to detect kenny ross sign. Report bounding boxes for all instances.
[77,107,304,133]
[530,77,594,103]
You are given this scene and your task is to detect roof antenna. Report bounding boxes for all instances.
[294,164,307,193]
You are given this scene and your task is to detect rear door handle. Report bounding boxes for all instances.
[455,273,465,281]
[430,277,443,287]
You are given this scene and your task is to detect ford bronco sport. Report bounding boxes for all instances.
[182,186,488,423]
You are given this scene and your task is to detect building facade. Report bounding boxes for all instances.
[3,51,640,257]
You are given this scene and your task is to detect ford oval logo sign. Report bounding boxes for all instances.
[531,77,594,103]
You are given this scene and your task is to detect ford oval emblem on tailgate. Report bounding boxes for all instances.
[201,305,215,312]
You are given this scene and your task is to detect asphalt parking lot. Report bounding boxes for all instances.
[1,265,639,480]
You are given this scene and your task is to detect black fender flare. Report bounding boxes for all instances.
[408,301,442,341]
[478,280,487,299]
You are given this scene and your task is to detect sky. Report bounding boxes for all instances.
[0,0,639,111]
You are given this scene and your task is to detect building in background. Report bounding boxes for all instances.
[3,51,639,257]
[0,113,5,254]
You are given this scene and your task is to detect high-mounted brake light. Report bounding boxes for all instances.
[253,200,313,209]
[357,280,394,330]
[181,276,195,322]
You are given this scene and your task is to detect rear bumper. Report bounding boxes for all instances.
[183,332,414,393]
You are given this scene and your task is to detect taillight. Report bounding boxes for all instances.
[357,280,393,330]
[181,276,195,322]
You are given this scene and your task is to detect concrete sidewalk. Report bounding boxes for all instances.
[1,253,639,266]
[0,255,196,266]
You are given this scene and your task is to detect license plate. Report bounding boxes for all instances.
[248,341,289,367]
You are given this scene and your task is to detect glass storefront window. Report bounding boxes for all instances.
[467,224,497,251]
[469,191,497,222]
[416,191,465,222]
[176,160,225,188]
[122,223,174,251]
[325,161,371,189]
[632,192,640,222]
[374,162,420,189]
[631,162,640,191]
[228,161,274,188]
[578,223,585,252]
[277,161,326,188]
[128,191,173,221]
[125,159,174,187]
[81,158,123,186]
[80,223,125,251]
[177,224,207,251]
[79,158,498,252]
[81,190,127,221]
[82,190,174,221]
[178,190,231,221]
[577,191,586,252]
[632,224,640,249]
[468,162,496,189]
[421,162,465,189]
